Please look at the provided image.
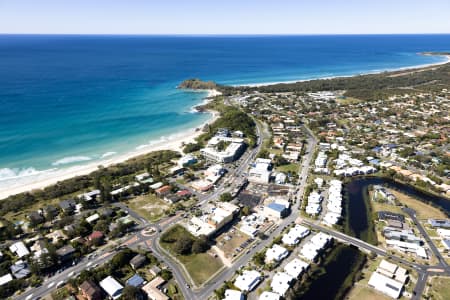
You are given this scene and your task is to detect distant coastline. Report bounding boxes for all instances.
[235,52,450,88]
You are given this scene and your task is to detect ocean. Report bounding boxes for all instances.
[0,34,449,189]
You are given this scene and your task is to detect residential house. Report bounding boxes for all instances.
[99,276,123,300]
[130,254,147,270]
[79,280,103,300]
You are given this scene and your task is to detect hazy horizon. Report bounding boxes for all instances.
[1,0,449,35]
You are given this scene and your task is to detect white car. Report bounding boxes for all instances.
[47,282,55,288]
[68,271,75,277]
[56,280,65,288]
[86,261,93,267]
[25,294,33,300]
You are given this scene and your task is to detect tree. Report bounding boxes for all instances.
[192,235,209,254]
[253,251,266,266]
[160,269,173,281]
[173,236,193,255]
[122,285,145,300]
[240,206,251,217]
[220,192,233,202]
[93,219,109,233]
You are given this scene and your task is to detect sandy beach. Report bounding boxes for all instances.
[237,54,450,88]
[0,89,221,200]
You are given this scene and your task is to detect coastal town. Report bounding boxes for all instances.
[1,61,450,300]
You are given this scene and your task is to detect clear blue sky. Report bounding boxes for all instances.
[1,0,449,34]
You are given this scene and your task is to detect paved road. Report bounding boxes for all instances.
[402,207,449,270]
[147,122,319,300]
[17,248,117,300]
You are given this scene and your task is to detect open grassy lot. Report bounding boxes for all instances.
[160,225,223,286]
[370,200,405,215]
[177,253,223,285]
[429,276,450,300]
[276,163,300,174]
[346,284,391,300]
[126,193,169,222]
[388,189,447,220]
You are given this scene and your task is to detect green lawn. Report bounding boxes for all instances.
[126,193,169,222]
[276,163,300,174]
[178,253,223,285]
[160,225,223,286]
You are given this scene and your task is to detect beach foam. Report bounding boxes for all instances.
[101,151,117,158]
[0,167,43,181]
[52,156,92,166]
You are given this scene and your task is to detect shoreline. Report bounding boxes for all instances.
[235,54,450,87]
[0,89,221,200]
[1,52,448,199]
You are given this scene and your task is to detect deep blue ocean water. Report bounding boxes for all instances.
[0,34,449,184]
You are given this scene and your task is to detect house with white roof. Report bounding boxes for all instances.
[259,291,280,300]
[234,270,262,292]
[9,241,30,258]
[271,272,294,297]
[0,274,13,286]
[99,276,123,300]
[368,272,403,299]
[223,289,244,300]
[265,244,289,264]
[248,158,272,184]
[284,258,309,278]
[299,242,319,261]
[310,232,332,249]
[282,225,310,246]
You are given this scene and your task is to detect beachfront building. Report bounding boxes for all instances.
[178,154,197,167]
[201,136,245,163]
[234,270,262,292]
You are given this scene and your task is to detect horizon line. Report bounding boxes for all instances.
[1,32,450,36]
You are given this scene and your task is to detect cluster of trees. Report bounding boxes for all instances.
[198,105,257,147]
[161,225,210,256]
[172,235,209,255]
[183,142,203,154]
[233,61,450,101]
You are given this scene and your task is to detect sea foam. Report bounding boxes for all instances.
[101,152,117,158]
[52,156,92,166]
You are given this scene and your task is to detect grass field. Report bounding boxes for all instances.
[177,253,223,285]
[276,163,300,174]
[126,193,169,222]
[429,276,450,300]
[370,200,405,215]
[160,225,223,286]
[346,284,391,300]
[388,189,447,220]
